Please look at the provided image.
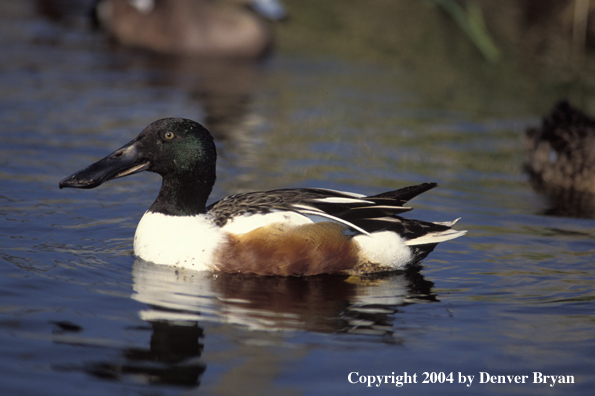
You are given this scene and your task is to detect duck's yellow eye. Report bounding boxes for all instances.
[164,131,175,140]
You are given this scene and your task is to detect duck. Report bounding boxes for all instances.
[59,118,466,276]
[93,0,286,58]
[525,100,595,194]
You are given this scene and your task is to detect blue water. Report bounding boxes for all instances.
[1,1,594,395]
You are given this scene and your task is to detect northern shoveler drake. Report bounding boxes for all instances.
[94,0,286,58]
[59,118,466,276]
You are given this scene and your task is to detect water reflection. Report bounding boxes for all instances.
[61,262,437,388]
[116,53,265,139]
[34,0,95,27]
[119,259,437,386]
[132,259,436,333]
[59,320,207,386]
[34,0,269,173]
[87,321,206,386]
[528,181,595,218]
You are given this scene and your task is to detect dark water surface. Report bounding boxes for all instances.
[1,1,594,395]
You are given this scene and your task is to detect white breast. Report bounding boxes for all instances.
[134,211,226,270]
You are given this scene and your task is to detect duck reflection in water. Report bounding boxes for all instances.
[82,321,206,386]
[77,259,434,387]
[131,259,437,333]
[73,261,436,387]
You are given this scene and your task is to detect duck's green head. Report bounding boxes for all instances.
[59,118,217,215]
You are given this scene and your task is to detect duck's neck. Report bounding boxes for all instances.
[149,174,215,217]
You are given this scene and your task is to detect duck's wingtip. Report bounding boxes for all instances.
[433,217,462,228]
[404,228,467,246]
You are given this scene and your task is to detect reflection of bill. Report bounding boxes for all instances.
[131,258,437,334]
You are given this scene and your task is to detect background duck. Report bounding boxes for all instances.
[525,100,595,217]
[525,101,595,193]
[94,0,286,58]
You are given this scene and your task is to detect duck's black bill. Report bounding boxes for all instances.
[59,140,149,189]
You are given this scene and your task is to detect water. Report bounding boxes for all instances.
[1,1,594,395]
